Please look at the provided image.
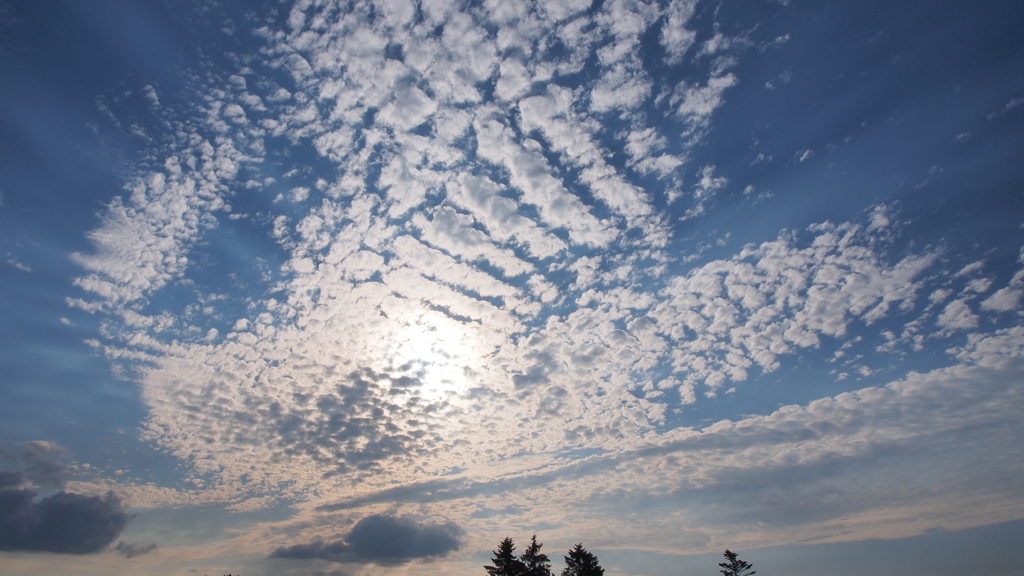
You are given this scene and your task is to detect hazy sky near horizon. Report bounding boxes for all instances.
[2,0,1024,574]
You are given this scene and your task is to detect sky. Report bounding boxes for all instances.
[1,0,1024,574]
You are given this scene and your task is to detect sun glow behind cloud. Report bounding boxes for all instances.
[388,308,478,401]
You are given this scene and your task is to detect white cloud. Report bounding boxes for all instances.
[474,112,616,247]
[929,288,952,306]
[674,73,738,125]
[142,84,160,107]
[222,103,247,124]
[494,57,532,102]
[518,86,660,235]
[648,221,937,392]
[937,299,979,332]
[70,157,236,309]
[589,61,652,113]
[594,0,659,65]
[539,0,593,23]
[963,277,992,293]
[982,288,1024,312]
[391,235,532,312]
[446,174,566,260]
[412,206,534,278]
[376,148,437,219]
[660,0,698,63]
[955,260,985,277]
[623,128,683,178]
[377,85,438,131]
[682,165,728,219]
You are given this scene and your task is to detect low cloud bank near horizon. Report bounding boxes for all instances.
[271,514,463,565]
[0,476,130,554]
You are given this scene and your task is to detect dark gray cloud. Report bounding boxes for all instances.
[0,470,25,489]
[16,441,71,488]
[0,486,130,554]
[114,540,158,558]
[0,441,71,489]
[271,514,462,565]
[273,539,351,563]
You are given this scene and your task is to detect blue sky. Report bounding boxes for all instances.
[2,0,1024,574]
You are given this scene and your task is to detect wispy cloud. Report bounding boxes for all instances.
[987,95,1024,119]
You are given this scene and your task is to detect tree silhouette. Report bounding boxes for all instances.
[486,537,527,576]
[561,543,604,576]
[719,549,755,576]
[521,534,552,576]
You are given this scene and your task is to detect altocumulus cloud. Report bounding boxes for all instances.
[271,514,463,565]
[0,471,130,554]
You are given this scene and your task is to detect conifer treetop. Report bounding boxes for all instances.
[719,549,755,576]
[561,543,604,576]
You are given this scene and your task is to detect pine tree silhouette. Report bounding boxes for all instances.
[561,543,604,576]
[719,549,755,576]
[486,537,527,576]
[521,535,552,576]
